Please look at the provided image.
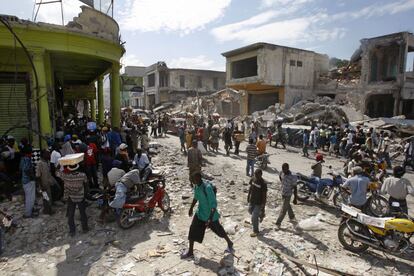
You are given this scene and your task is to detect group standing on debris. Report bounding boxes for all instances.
[0,110,414,259]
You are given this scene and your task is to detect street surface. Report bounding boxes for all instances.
[1,134,413,275]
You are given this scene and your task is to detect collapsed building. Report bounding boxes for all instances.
[316,32,414,119]
[142,62,226,109]
[221,43,329,115]
[0,6,125,148]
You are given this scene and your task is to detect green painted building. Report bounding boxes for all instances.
[0,5,124,148]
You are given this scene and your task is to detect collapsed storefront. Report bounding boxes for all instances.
[0,6,124,148]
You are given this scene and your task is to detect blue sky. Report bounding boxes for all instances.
[2,0,414,71]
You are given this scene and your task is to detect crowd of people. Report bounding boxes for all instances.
[1,112,414,258]
[179,117,414,242]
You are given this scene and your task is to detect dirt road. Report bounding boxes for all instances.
[1,135,413,275]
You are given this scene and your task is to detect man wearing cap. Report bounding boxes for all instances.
[58,154,89,236]
[115,143,130,172]
[342,166,370,210]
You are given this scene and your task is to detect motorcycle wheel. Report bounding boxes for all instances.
[160,192,171,213]
[338,221,369,253]
[368,195,389,217]
[296,181,310,201]
[333,191,348,208]
[117,209,137,229]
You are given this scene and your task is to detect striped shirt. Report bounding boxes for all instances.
[58,171,87,202]
[246,144,258,160]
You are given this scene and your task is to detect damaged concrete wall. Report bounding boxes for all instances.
[260,47,284,86]
[284,49,316,88]
[168,69,225,93]
[66,6,119,42]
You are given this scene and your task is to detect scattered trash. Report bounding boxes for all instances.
[298,214,327,231]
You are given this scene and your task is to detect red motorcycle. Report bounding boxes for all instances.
[88,171,171,229]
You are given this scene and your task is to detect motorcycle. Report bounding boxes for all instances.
[338,204,414,254]
[333,180,389,217]
[257,153,270,170]
[296,172,344,202]
[89,170,171,229]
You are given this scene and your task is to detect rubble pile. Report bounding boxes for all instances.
[250,96,351,127]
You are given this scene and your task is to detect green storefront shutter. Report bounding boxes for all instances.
[0,83,30,143]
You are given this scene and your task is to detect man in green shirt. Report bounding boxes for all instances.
[181,172,234,259]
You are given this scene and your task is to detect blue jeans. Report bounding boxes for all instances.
[246,160,255,177]
[249,204,262,233]
[23,181,36,217]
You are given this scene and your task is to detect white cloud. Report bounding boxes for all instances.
[261,0,313,8]
[120,54,145,73]
[169,55,224,71]
[119,0,231,35]
[35,0,83,25]
[332,0,414,20]
[213,14,346,45]
[212,0,414,46]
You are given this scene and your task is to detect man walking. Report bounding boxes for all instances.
[188,141,202,186]
[246,139,257,177]
[58,154,89,236]
[276,163,298,229]
[247,169,267,237]
[181,172,234,259]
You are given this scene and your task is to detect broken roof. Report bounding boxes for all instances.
[221,42,318,57]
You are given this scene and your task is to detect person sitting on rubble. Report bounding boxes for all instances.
[133,148,152,181]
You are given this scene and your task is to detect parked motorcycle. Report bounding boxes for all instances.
[257,153,270,170]
[338,204,414,254]
[333,180,389,217]
[296,172,344,202]
[88,171,170,229]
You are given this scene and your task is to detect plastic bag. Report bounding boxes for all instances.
[298,213,326,231]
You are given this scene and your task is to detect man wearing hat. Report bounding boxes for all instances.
[58,153,89,236]
[342,166,370,210]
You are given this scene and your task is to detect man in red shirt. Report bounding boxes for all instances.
[85,138,99,189]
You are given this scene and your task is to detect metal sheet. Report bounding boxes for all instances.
[0,83,29,141]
